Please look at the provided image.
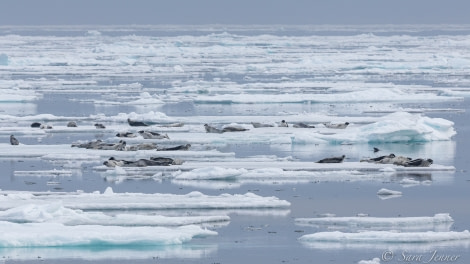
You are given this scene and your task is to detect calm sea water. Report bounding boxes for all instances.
[0,25,469,263]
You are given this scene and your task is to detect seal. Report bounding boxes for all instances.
[138,130,170,139]
[71,139,103,149]
[94,123,106,129]
[404,158,433,167]
[157,144,191,151]
[128,118,149,127]
[204,124,224,133]
[10,135,19,145]
[323,122,349,129]
[222,126,249,132]
[316,155,345,163]
[293,122,315,128]
[279,120,289,127]
[67,121,77,127]
[126,143,158,151]
[116,132,137,138]
[251,122,274,128]
[31,122,42,128]
[361,153,395,163]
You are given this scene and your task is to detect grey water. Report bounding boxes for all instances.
[0,26,470,264]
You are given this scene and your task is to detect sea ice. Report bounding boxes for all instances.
[295,213,453,232]
[0,202,230,227]
[0,221,216,247]
[376,188,402,196]
[299,230,470,244]
[358,258,381,264]
[0,187,291,210]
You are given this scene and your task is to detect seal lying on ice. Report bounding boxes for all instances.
[251,122,274,128]
[323,122,349,129]
[293,122,315,128]
[128,118,149,127]
[279,120,289,127]
[403,158,433,167]
[138,130,170,139]
[157,144,191,151]
[360,153,396,163]
[316,155,345,163]
[116,132,137,138]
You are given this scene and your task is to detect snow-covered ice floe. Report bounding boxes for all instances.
[0,187,290,211]
[295,213,454,232]
[299,230,470,244]
[0,222,216,247]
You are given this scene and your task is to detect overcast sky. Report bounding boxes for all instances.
[1,0,469,25]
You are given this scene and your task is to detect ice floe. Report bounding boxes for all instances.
[0,222,216,247]
[0,202,230,227]
[295,213,453,232]
[376,188,402,196]
[358,258,381,264]
[0,187,290,211]
[299,230,470,244]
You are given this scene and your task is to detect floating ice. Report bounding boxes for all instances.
[299,230,470,244]
[377,188,402,196]
[295,214,453,232]
[0,187,290,210]
[0,244,217,261]
[13,169,73,177]
[0,221,216,247]
[358,258,381,264]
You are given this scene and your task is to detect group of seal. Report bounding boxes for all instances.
[251,120,345,129]
[313,153,433,167]
[72,140,127,151]
[361,153,433,167]
[103,156,184,167]
[69,118,190,167]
